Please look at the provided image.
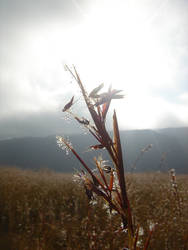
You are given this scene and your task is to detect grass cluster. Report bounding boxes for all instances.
[0,167,187,250]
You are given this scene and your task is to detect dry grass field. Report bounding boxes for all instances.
[0,167,187,250]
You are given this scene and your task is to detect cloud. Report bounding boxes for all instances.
[156,113,186,129]
[0,110,81,139]
[0,0,188,139]
[0,0,87,27]
[179,92,188,104]
[0,0,83,121]
[111,94,188,130]
[0,1,82,66]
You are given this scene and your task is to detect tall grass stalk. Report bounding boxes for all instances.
[57,66,153,249]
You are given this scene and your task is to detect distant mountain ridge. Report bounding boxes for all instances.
[0,127,187,173]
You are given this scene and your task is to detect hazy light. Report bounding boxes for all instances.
[2,0,187,130]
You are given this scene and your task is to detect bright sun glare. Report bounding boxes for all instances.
[21,0,177,129]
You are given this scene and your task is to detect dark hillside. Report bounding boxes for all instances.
[0,127,187,173]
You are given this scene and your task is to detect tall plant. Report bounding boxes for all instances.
[57,66,153,249]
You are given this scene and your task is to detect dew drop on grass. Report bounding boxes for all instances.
[80,125,88,135]
[56,135,72,156]
[65,147,69,155]
[83,130,88,135]
[64,113,71,123]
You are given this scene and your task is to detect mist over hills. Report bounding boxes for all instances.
[0,127,187,173]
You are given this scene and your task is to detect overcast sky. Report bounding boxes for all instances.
[0,0,188,139]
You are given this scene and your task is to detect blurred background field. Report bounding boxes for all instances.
[0,167,187,250]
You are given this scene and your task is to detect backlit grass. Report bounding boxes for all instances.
[0,167,187,249]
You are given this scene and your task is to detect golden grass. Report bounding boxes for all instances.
[0,167,187,250]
